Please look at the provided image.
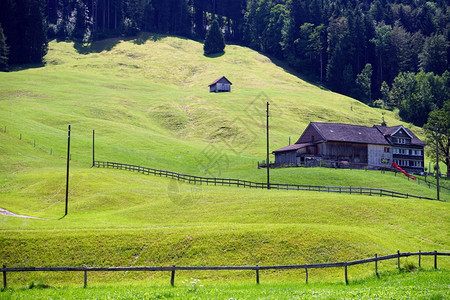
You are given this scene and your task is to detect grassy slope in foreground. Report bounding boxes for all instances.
[1,137,449,285]
[0,34,448,287]
[1,270,449,299]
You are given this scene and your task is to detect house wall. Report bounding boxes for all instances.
[368,144,392,168]
[210,83,231,92]
[274,150,298,164]
[319,142,368,163]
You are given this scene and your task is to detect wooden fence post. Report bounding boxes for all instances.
[397,250,401,270]
[344,263,348,285]
[256,265,260,284]
[305,267,308,284]
[2,265,6,289]
[434,251,437,269]
[419,250,421,268]
[170,265,175,286]
[375,254,378,277]
[84,267,88,288]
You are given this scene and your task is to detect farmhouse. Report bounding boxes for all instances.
[209,76,232,92]
[273,122,425,173]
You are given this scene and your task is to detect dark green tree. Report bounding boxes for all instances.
[424,100,450,177]
[356,63,373,104]
[326,16,352,93]
[72,0,91,41]
[371,24,392,87]
[263,4,286,58]
[393,71,445,126]
[419,34,448,75]
[308,24,326,81]
[380,81,391,107]
[0,23,8,71]
[203,19,225,55]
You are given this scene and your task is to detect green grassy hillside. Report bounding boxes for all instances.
[0,34,448,288]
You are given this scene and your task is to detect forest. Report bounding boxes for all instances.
[0,0,448,126]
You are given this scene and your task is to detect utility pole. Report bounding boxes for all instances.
[65,125,71,216]
[92,129,95,167]
[266,101,270,190]
[435,125,440,201]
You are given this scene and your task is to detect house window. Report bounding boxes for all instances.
[393,148,408,155]
[411,150,422,156]
[397,138,406,144]
[411,161,423,167]
[384,147,390,153]
[394,159,409,167]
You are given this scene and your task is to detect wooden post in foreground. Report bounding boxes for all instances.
[256,265,260,284]
[344,264,348,285]
[397,250,400,270]
[2,265,6,289]
[305,267,308,284]
[170,265,175,286]
[434,251,438,269]
[375,254,378,277]
[84,268,88,288]
[419,250,421,268]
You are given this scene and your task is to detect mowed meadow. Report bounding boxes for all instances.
[0,34,449,296]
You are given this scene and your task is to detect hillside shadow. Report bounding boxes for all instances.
[267,54,329,91]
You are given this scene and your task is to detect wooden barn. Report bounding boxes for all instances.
[273,122,425,173]
[209,76,232,92]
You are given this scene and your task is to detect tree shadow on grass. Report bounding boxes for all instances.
[204,51,225,58]
[8,62,45,72]
[73,32,167,54]
[74,37,123,54]
[133,32,164,45]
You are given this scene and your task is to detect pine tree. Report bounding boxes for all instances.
[203,19,225,55]
[0,23,8,71]
[356,63,373,104]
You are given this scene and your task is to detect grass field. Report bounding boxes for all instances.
[1,270,449,299]
[0,34,449,295]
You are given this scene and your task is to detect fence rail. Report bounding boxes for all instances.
[93,161,437,200]
[2,251,448,288]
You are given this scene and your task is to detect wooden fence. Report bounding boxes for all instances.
[93,161,436,200]
[2,251,448,288]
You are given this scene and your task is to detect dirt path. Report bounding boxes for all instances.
[0,207,48,220]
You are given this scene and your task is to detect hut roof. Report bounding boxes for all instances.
[209,76,232,86]
[272,143,313,153]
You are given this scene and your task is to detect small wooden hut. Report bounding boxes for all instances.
[209,76,232,92]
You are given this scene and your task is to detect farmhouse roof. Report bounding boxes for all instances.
[209,76,232,86]
[374,125,426,146]
[309,122,390,145]
[272,143,313,153]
